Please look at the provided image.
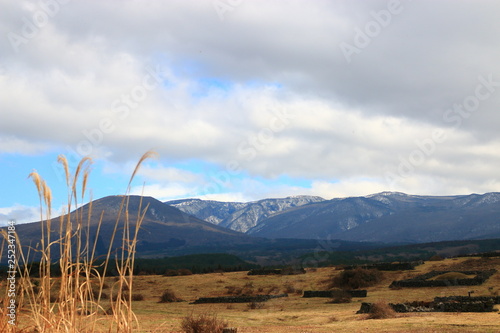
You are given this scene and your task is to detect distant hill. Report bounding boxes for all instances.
[166,195,325,232]
[247,192,500,243]
[12,195,254,259]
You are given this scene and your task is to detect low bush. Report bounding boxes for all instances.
[164,269,179,276]
[366,302,398,319]
[132,294,145,301]
[159,289,183,303]
[181,312,228,333]
[327,289,352,304]
[178,269,193,276]
[330,268,383,289]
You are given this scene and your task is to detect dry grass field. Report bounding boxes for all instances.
[2,256,500,332]
[127,256,500,332]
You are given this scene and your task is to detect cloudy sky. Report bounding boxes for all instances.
[1,0,500,224]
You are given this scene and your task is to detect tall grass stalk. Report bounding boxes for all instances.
[1,151,156,332]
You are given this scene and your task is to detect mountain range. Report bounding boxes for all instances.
[8,192,500,263]
[166,195,324,232]
[168,192,500,243]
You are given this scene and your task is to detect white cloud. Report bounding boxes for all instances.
[0,205,40,225]
[130,183,197,202]
[0,136,50,155]
[138,165,203,184]
[1,0,500,202]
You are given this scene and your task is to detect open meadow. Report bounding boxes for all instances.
[128,256,500,332]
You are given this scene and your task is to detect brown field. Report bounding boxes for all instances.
[132,257,500,332]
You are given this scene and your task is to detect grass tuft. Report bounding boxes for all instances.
[180,312,228,333]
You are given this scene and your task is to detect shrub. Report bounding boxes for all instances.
[164,269,179,276]
[132,294,144,301]
[366,302,398,319]
[181,313,228,333]
[330,268,383,289]
[327,289,352,304]
[178,269,193,276]
[159,289,182,303]
[429,255,444,261]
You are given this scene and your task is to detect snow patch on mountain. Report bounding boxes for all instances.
[166,196,325,233]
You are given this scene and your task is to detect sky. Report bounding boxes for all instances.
[1,0,500,224]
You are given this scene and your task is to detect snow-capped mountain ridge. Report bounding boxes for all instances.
[166,195,325,232]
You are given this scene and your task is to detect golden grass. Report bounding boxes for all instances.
[1,152,156,332]
[121,257,499,332]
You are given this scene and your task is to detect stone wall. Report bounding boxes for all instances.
[247,268,306,275]
[357,299,496,313]
[191,293,288,304]
[344,261,423,271]
[434,301,495,312]
[247,269,282,275]
[434,296,500,304]
[389,269,496,288]
[303,290,367,298]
